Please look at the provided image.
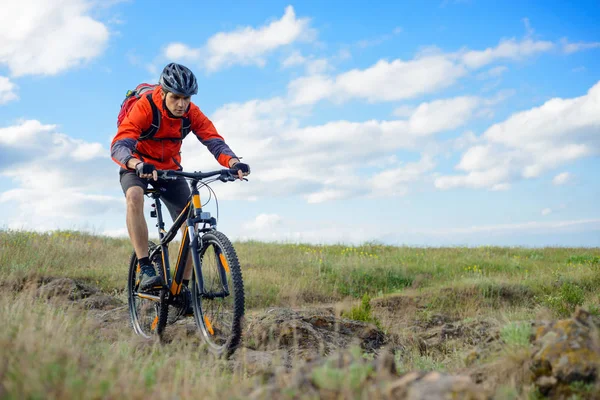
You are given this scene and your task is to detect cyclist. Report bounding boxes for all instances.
[110,62,250,293]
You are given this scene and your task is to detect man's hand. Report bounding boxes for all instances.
[229,159,250,180]
[135,162,158,181]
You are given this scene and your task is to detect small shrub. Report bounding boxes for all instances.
[567,255,600,266]
[333,267,412,298]
[500,322,532,348]
[341,294,382,329]
[540,281,585,317]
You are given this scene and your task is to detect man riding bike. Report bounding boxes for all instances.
[110,62,250,298]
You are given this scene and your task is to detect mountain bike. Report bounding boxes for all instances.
[127,168,245,358]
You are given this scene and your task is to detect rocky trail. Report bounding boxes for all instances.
[6,276,600,399]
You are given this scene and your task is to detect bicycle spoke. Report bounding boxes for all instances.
[192,231,244,357]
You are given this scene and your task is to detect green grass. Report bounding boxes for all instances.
[3,229,599,312]
[1,229,599,399]
[341,293,382,329]
[0,292,237,399]
[500,322,532,349]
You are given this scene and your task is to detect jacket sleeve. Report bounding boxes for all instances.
[110,98,153,169]
[189,105,237,168]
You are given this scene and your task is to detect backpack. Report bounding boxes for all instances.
[117,83,191,142]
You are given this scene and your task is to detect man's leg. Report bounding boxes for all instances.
[125,186,149,259]
[120,171,162,289]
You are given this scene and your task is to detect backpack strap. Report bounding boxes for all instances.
[181,117,191,139]
[139,93,161,141]
[137,93,192,142]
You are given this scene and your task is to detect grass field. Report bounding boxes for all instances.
[1,228,599,399]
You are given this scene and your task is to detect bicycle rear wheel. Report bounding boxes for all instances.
[191,231,244,358]
[127,241,169,338]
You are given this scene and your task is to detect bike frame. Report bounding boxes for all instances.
[146,177,218,300]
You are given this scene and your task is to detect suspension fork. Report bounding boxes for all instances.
[188,181,205,295]
[152,193,171,286]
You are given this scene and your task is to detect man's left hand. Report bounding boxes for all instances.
[230,161,250,180]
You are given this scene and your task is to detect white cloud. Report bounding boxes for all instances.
[435,166,512,190]
[407,96,480,135]
[281,51,331,75]
[234,215,600,246]
[0,77,18,104]
[102,227,129,238]
[435,80,600,190]
[181,92,496,203]
[163,6,314,72]
[392,105,416,118]
[288,75,336,105]
[426,218,600,235]
[163,43,201,60]
[306,189,350,204]
[541,208,552,216]
[243,213,283,230]
[370,155,435,197]
[0,120,105,161]
[459,38,554,69]
[287,36,555,106]
[0,0,109,77]
[560,38,600,54]
[306,59,331,75]
[476,65,508,80]
[282,50,306,67]
[333,55,467,103]
[0,120,57,147]
[451,131,480,151]
[553,172,572,185]
[356,26,402,48]
[393,92,511,133]
[236,216,385,245]
[0,119,120,229]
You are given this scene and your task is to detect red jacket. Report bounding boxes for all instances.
[111,86,236,171]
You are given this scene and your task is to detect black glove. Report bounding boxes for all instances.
[135,162,156,177]
[231,162,250,174]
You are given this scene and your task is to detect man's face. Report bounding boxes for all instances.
[163,91,191,117]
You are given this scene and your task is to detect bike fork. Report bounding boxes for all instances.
[188,220,205,295]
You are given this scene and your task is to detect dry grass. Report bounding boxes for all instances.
[0,290,244,399]
[3,230,598,313]
[1,228,599,399]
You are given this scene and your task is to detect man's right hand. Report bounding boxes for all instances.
[135,162,158,181]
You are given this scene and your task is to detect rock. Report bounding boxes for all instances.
[415,318,498,354]
[531,307,600,398]
[244,308,388,360]
[535,376,558,395]
[81,294,123,310]
[465,348,482,366]
[245,348,488,399]
[36,278,98,301]
[388,371,488,400]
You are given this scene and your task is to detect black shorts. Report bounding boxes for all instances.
[119,170,191,222]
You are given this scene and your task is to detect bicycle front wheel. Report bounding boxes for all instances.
[191,231,244,358]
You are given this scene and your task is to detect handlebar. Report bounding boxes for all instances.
[156,168,243,183]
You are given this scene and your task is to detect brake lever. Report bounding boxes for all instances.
[219,172,248,182]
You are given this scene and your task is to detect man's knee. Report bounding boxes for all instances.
[126,186,145,212]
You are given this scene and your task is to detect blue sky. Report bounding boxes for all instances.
[0,0,599,247]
